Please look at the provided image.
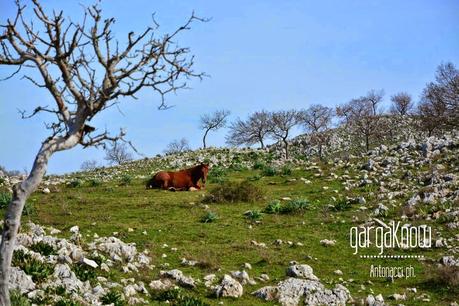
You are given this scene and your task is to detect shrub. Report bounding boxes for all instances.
[253,161,266,170]
[261,166,276,177]
[0,191,12,209]
[200,211,218,223]
[30,241,57,256]
[22,201,35,216]
[120,174,132,186]
[73,262,97,282]
[88,178,102,187]
[101,290,125,306]
[264,199,309,214]
[281,165,293,175]
[12,249,53,283]
[331,199,352,211]
[10,290,31,306]
[152,288,209,306]
[68,179,82,188]
[244,210,263,221]
[280,199,310,214]
[55,300,82,306]
[207,167,227,184]
[263,200,282,214]
[202,181,264,203]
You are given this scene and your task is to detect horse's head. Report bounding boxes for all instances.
[200,163,209,186]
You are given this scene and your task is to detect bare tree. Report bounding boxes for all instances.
[336,90,384,151]
[80,159,98,171]
[366,89,385,115]
[164,138,190,154]
[268,110,301,159]
[390,92,413,116]
[418,62,459,135]
[226,110,270,149]
[0,1,205,303]
[299,104,334,158]
[199,109,230,149]
[104,142,133,165]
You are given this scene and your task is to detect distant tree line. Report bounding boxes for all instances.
[163,62,457,159]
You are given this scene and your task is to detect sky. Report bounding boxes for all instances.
[0,0,458,174]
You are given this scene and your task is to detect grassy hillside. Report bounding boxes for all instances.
[1,134,459,305]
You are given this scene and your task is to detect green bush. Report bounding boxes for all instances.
[10,290,31,306]
[120,174,132,186]
[281,165,293,175]
[261,166,276,177]
[253,161,266,170]
[0,192,12,209]
[244,210,263,221]
[152,288,209,306]
[263,200,282,214]
[280,199,309,214]
[12,249,53,283]
[30,241,57,256]
[200,211,218,223]
[264,199,309,214]
[73,262,97,282]
[202,181,264,203]
[88,178,102,187]
[22,201,35,216]
[55,299,82,306]
[68,179,82,188]
[207,167,227,184]
[331,199,352,211]
[101,290,125,306]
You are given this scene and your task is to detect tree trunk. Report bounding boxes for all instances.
[202,129,209,149]
[283,139,289,159]
[0,134,79,305]
[259,139,264,149]
[365,134,369,151]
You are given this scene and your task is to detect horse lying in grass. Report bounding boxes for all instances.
[146,163,209,191]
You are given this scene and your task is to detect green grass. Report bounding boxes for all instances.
[3,157,457,305]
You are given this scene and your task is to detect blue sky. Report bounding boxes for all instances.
[0,0,458,174]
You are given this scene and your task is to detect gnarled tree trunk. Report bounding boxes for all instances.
[0,134,80,305]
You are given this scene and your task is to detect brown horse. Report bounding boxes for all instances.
[146,163,209,191]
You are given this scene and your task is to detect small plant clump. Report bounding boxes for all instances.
[55,299,83,306]
[264,199,310,214]
[30,241,57,256]
[9,290,31,306]
[120,174,133,186]
[281,165,293,175]
[88,178,103,187]
[200,211,218,223]
[151,288,210,306]
[207,167,227,184]
[331,199,352,211]
[253,161,266,170]
[263,200,282,214]
[244,210,263,221]
[0,191,12,209]
[261,166,277,177]
[12,249,53,283]
[68,179,83,188]
[100,290,125,306]
[72,262,97,282]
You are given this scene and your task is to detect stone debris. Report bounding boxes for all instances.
[214,274,244,298]
[253,263,351,305]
